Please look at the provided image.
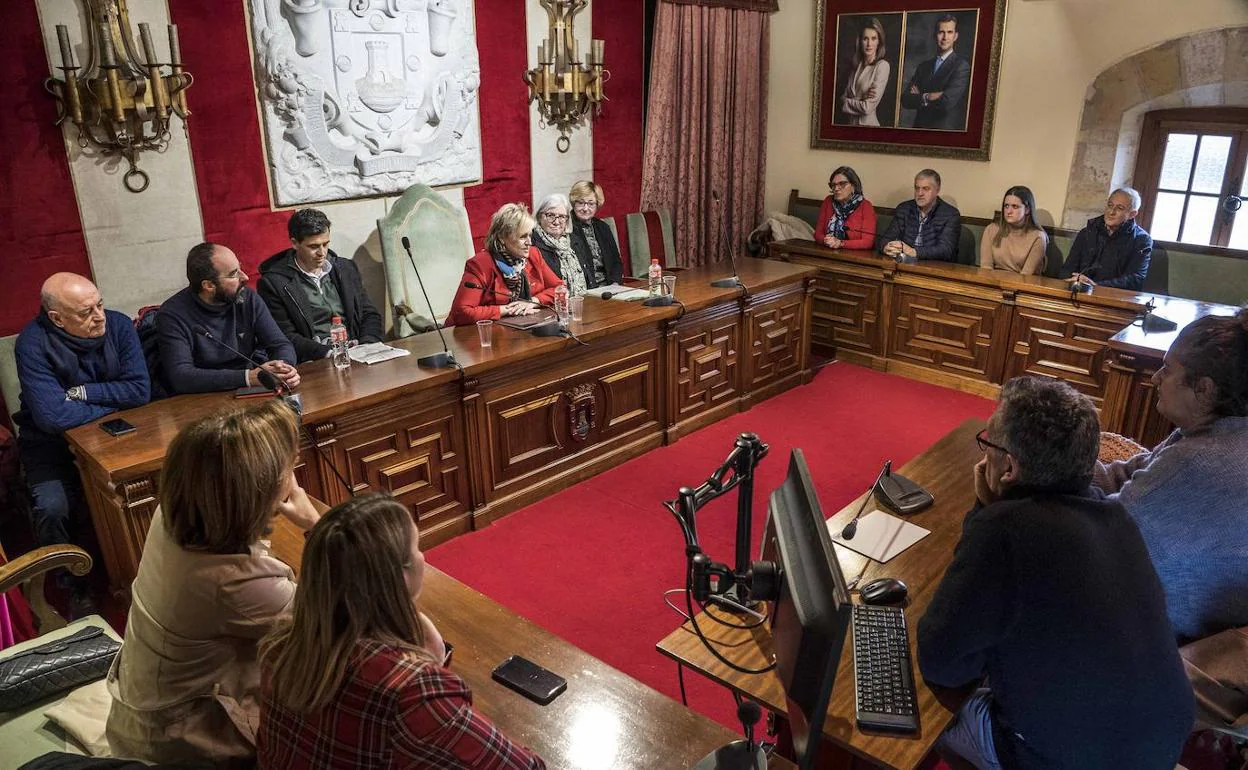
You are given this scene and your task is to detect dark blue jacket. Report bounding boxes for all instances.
[877,198,962,261]
[156,286,296,394]
[918,486,1194,770]
[14,310,149,466]
[1060,216,1153,290]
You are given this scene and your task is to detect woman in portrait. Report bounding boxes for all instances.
[531,193,590,296]
[814,166,877,250]
[107,400,320,764]
[839,17,891,127]
[258,493,546,768]
[446,202,564,326]
[568,180,624,286]
[979,186,1048,275]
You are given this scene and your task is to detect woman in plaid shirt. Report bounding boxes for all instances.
[257,493,545,769]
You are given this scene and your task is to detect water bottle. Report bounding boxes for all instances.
[648,258,662,297]
[552,284,570,328]
[330,316,351,369]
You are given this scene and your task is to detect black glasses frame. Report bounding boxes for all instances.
[975,428,1010,455]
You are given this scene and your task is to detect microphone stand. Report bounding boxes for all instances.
[400,236,459,369]
[710,191,748,298]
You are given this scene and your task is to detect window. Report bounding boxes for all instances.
[1133,108,1248,250]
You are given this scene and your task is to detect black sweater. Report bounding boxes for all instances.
[918,487,1194,769]
[1059,216,1153,290]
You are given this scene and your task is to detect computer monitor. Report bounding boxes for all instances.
[760,448,852,770]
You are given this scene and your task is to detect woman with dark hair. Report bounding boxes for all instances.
[839,17,891,127]
[446,203,564,326]
[568,180,624,286]
[259,493,545,769]
[107,400,320,763]
[979,186,1048,275]
[814,166,877,250]
[1096,308,1248,641]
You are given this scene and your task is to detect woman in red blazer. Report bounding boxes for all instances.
[814,166,877,251]
[447,203,565,326]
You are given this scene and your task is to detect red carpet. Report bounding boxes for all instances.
[428,362,994,740]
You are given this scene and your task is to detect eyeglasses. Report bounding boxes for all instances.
[542,213,569,222]
[830,180,853,190]
[1105,202,1132,213]
[975,429,1010,455]
[572,199,598,208]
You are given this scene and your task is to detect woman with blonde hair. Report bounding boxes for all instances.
[258,493,545,769]
[107,399,320,764]
[446,202,564,326]
[567,180,624,285]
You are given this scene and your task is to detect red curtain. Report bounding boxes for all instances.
[592,2,646,217]
[640,2,770,268]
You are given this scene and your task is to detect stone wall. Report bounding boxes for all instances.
[1062,26,1248,228]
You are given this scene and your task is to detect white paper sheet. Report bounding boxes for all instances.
[582,283,649,301]
[828,509,930,563]
[348,342,412,365]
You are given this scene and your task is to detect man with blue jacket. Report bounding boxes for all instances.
[1060,187,1153,291]
[15,273,149,565]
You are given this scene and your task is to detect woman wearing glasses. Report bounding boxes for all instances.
[446,203,564,326]
[531,193,590,296]
[567,180,624,286]
[814,166,877,251]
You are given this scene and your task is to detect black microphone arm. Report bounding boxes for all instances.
[192,326,354,499]
[400,236,458,369]
[709,190,748,297]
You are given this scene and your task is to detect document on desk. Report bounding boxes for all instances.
[348,342,411,365]
[582,284,648,301]
[829,510,930,563]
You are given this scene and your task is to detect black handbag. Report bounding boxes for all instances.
[0,625,121,711]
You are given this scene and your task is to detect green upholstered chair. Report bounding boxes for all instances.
[377,185,475,337]
[0,334,22,430]
[624,210,676,278]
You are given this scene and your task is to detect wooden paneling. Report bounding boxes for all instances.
[668,304,742,436]
[744,284,809,400]
[1004,298,1137,405]
[811,266,888,360]
[888,282,1008,383]
[1104,352,1174,446]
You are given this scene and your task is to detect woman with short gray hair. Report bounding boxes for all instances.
[530,193,589,296]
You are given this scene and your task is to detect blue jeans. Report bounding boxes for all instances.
[28,465,83,549]
[940,688,1003,770]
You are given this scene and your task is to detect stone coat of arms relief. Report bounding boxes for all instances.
[247,0,482,205]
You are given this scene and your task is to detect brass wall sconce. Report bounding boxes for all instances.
[523,0,607,153]
[44,0,192,193]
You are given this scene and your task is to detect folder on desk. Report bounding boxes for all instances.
[582,284,649,301]
[829,510,929,563]
[498,309,558,330]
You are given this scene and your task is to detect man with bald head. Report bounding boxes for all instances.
[156,242,298,394]
[14,273,149,572]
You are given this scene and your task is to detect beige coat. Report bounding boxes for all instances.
[106,508,295,765]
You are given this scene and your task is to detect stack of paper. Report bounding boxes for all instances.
[348,342,411,365]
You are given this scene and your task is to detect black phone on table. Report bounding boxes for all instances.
[234,385,273,398]
[491,655,567,705]
[99,418,136,437]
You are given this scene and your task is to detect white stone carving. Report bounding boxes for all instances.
[247,0,482,206]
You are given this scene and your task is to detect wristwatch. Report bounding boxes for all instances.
[65,385,86,402]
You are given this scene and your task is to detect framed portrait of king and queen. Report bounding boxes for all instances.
[811,0,1007,161]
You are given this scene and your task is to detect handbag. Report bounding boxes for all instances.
[0,625,121,711]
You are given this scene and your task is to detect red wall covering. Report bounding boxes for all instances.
[592,2,645,218]
[0,4,92,337]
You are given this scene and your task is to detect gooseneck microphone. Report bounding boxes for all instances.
[840,461,891,540]
[709,190,749,298]
[192,325,354,498]
[400,236,458,369]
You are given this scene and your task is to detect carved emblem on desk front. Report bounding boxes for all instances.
[564,384,598,443]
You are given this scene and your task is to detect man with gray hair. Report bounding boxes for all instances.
[919,376,1194,769]
[878,168,961,262]
[1060,187,1153,290]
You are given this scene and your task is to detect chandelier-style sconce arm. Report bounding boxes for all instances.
[523,0,608,153]
[44,0,193,193]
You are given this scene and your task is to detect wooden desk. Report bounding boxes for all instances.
[768,239,1241,446]
[66,258,815,595]
[656,420,985,770]
[264,517,794,770]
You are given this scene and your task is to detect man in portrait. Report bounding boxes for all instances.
[900,14,972,130]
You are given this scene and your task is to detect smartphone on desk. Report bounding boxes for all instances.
[491,655,566,705]
[234,385,273,398]
[99,418,137,437]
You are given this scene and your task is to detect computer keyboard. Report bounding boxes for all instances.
[852,604,919,734]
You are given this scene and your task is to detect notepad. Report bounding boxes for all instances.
[348,342,411,365]
[828,509,930,563]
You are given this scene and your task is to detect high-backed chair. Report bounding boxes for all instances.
[377,185,475,337]
[624,210,676,278]
[0,334,22,430]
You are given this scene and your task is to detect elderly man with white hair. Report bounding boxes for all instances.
[14,272,149,609]
[1060,187,1154,290]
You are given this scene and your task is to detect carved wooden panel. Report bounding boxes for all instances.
[1003,303,1137,405]
[812,269,885,358]
[672,316,740,424]
[746,292,805,392]
[485,349,659,490]
[334,404,469,533]
[888,286,1006,382]
[115,475,158,587]
[1104,354,1173,446]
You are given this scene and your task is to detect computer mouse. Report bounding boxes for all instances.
[859,577,908,606]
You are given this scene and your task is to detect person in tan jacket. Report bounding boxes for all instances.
[106,400,320,765]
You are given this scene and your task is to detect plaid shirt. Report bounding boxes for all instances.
[259,640,546,770]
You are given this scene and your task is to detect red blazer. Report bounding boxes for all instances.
[815,196,878,251]
[446,247,564,326]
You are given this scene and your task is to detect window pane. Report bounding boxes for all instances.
[1230,213,1248,250]
[1152,191,1185,241]
[1179,194,1219,245]
[1191,135,1232,194]
[1159,133,1197,190]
